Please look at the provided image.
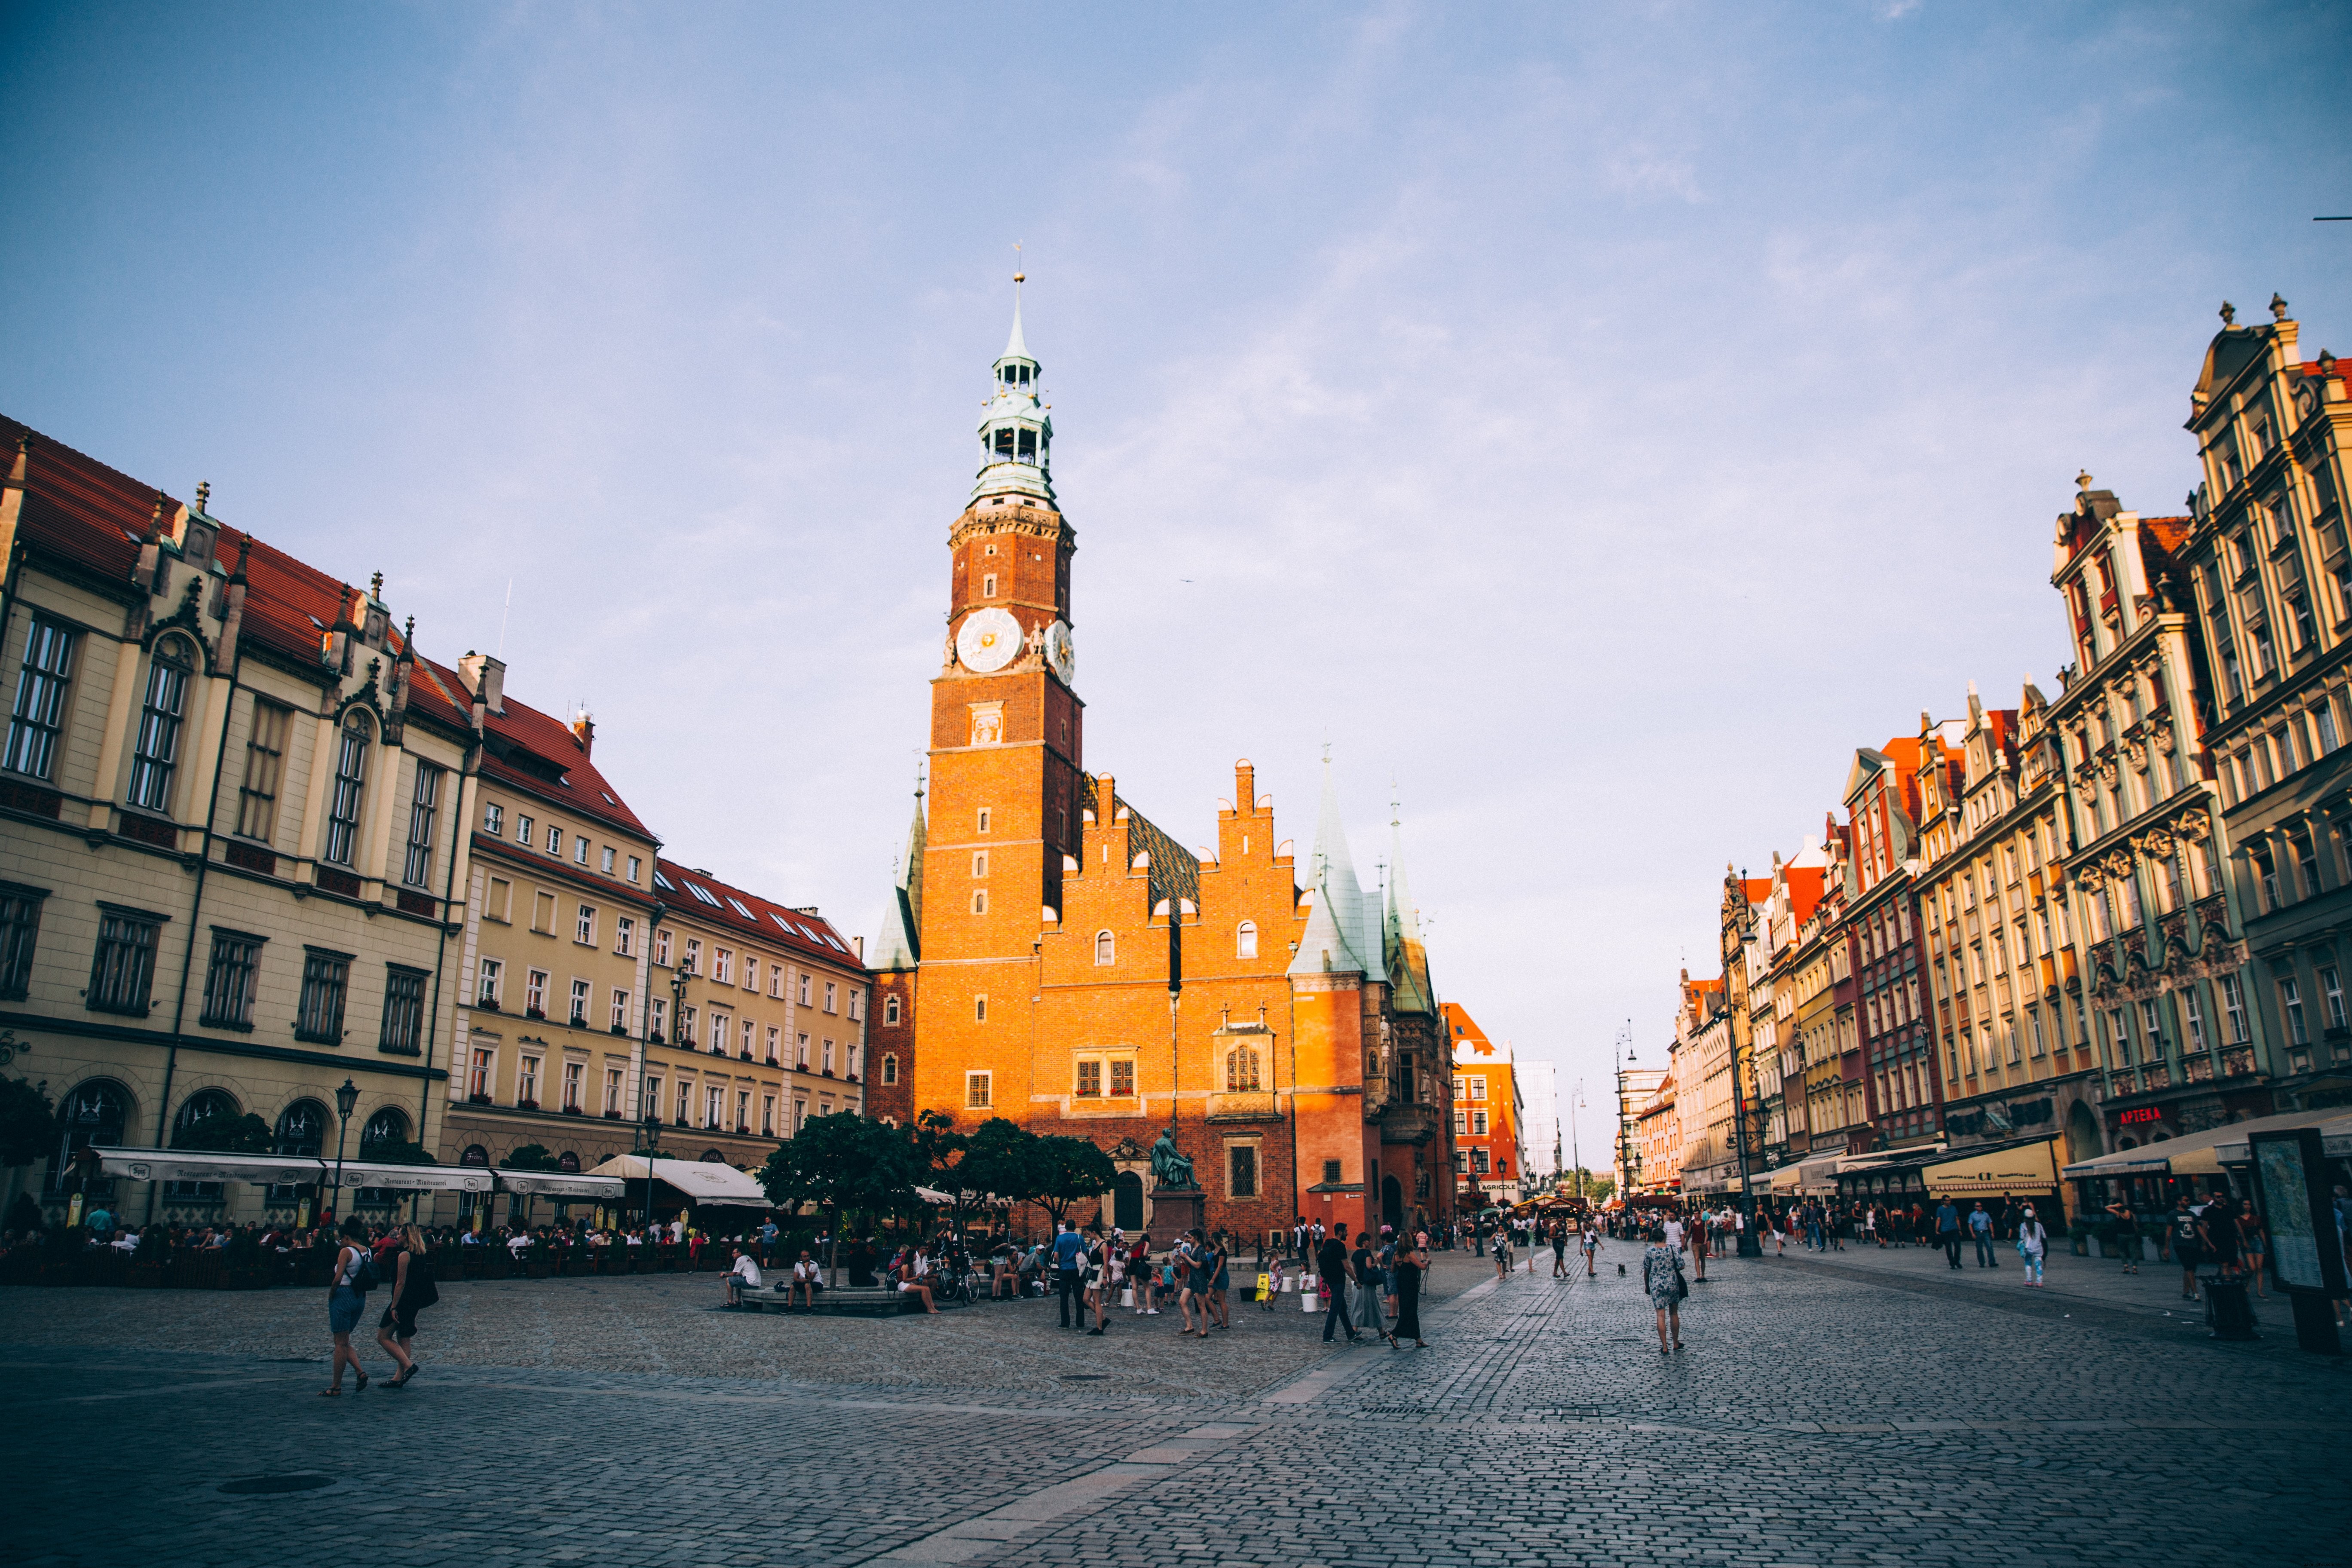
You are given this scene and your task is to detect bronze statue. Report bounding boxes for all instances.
[1149,1126,1197,1190]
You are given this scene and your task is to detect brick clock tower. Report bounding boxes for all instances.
[913,281,1088,1118]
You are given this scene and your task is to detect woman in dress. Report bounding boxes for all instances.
[1390,1234,1427,1348]
[323,1216,372,1395]
[1642,1222,1685,1354]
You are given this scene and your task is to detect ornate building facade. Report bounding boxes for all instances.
[2177,303,2352,1109]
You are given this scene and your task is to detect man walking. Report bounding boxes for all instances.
[1051,1219,1087,1328]
[1969,1201,1998,1268]
[1935,1197,1963,1270]
[1552,1219,1569,1277]
[1318,1223,1360,1343]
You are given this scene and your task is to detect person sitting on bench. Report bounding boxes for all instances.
[790,1249,823,1308]
[895,1249,940,1314]
[725,1248,762,1305]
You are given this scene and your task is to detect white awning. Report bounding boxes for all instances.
[586,1155,770,1205]
[332,1160,493,1193]
[2062,1108,2351,1180]
[494,1171,630,1198]
[2210,1112,2352,1170]
[90,1147,324,1185]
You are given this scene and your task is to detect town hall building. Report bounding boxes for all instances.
[870,288,1456,1245]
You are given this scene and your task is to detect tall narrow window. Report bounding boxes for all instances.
[1095,930,1115,965]
[476,956,502,1008]
[235,700,290,841]
[563,1061,583,1111]
[380,966,426,1055]
[402,763,441,887]
[881,1053,898,1085]
[570,978,591,1027]
[127,640,193,812]
[3,618,77,780]
[2282,977,2309,1045]
[0,885,45,1000]
[2325,966,2347,1032]
[295,949,351,1043]
[611,987,631,1032]
[883,993,901,1026]
[1236,921,1258,960]
[2182,986,2207,1050]
[2220,974,2250,1043]
[323,711,370,865]
[199,931,263,1028]
[87,908,161,1015]
[1109,1057,1135,1096]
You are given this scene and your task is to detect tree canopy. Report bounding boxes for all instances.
[171,1111,274,1154]
[498,1144,565,1172]
[0,1077,55,1169]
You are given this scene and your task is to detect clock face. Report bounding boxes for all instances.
[956,607,1023,674]
[1044,620,1076,686]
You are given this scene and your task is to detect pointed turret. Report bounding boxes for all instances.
[1384,797,1436,1014]
[871,789,927,971]
[972,273,1055,506]
[1289,757,1378,977]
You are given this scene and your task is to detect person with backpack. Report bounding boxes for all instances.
[2168,1195,2203,1301]
[323,1216,375,1395]
[377,1224,438,1386]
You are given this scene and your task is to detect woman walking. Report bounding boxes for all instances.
[1642,1222,1686,1354]
[1351,1230,1390,1345]
[2015,1204,2048,1287]
[2239,1198,2270,1299]
[323,1216,373,1396]
[376,1223,438,1384]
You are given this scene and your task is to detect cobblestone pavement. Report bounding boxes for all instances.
[3,1249,2344,1568]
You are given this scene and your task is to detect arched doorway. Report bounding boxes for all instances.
[50,1080,129,1199]
[1113,1171,1143,1231]
[1382,1175,1403,1232]
[2065,1099,2101,1164]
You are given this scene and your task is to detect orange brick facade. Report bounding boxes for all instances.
[885,299,1455,1243]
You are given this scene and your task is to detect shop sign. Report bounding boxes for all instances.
[2117,1107,2162,1126]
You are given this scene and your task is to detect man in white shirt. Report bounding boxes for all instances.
[1662,1214,1685,1254]
[726,1249,763,1305]
[789,1250,822,1308]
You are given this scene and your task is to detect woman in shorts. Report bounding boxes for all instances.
[376,1224,437,1387]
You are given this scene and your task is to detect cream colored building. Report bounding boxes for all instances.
[438,673,665,1207]
[637,858,869,1167]
[1,426,470,1226]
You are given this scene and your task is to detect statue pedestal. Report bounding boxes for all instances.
[1147,1187,1204,1239]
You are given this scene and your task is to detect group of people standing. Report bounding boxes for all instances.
[1310,1222,1428,1348]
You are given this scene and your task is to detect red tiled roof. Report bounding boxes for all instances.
[2,412,652,842]
[655,858,863,972]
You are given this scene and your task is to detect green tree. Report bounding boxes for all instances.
[363,1138,438,1167]
[172,1111,274,1154]
[498,1144,564,1171]
[1026,1134,1115,1230]
[761,1113,919,1282]
[952,1117,1038,1236]
[0,1077,55,1168]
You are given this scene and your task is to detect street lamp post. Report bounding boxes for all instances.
[329,1077,359,1227]
[1723,883,1763,1258]
[640,1112,662,1231]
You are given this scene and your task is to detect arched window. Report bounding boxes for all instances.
[323,710,371,865]
[1095,930,1115,966]
[170,1088,241,1147]
[1226,1044,1262,1092]
[274,1099,327,1157]
[881,1053,899,1085]
[49,1080,129,1194]
[558,1150,581,1173]
[459,1143,490,1167]
[360,1107,409,1153]
[1236,921,1258,960]
[699,1148,726,1163]
[127,637,195,811]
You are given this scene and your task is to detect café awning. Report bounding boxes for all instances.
[332,1160,493,1193]
[2061,1108,2350,1180]
[587,1155,770,1205]
[89,1147,324,1185]
[2213,1112,2352,1167]
[493,1170,629,1198]
[1923,1136,2061,1197]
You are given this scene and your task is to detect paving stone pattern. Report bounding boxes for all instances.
[2,1248,2342,1568]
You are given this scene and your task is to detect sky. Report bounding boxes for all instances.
[5,1,2349,1152]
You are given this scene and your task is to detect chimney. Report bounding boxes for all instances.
[572,708,595,757]
[458,651,506,716]
[852,935,864,963]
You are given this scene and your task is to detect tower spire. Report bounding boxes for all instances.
[972,269,1054,506]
